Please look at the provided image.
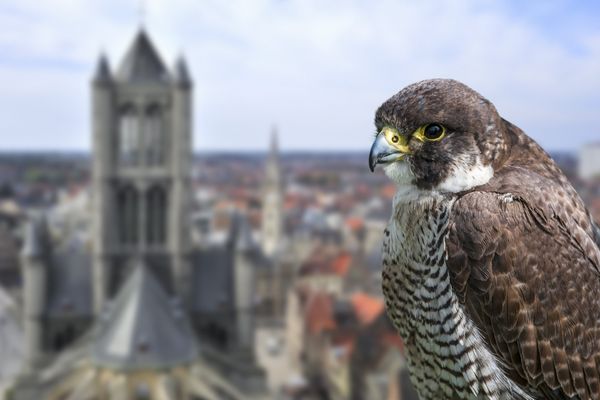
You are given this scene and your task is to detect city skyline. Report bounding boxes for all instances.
[1,0,600,152]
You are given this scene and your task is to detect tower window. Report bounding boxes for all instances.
[143,105,165,167]
[146,186,167,245]
[118,105,140,167]
[117,186,139,245]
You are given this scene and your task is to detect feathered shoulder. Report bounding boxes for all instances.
[445,155,600,399]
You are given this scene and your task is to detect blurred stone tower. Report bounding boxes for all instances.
[231,213,259,350]
[20,215,50,370]
[91,29,193,314]
[261,128,283,257]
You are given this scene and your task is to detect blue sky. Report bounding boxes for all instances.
[0,0,599,152]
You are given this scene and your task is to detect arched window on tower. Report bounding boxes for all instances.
[118,105,140,167]
[146,186,167,245]
[117,186,139,245]
[143,105,164,167]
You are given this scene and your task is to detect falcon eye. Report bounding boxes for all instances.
[423,123,445,141]
[391,136,399,143]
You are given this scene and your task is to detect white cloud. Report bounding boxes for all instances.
[0,0,599,151]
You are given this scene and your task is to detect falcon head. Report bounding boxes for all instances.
[369,79,507,193]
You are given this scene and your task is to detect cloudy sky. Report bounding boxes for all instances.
[0,0,599,152]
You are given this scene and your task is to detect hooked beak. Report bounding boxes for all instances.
[368,130,411,172]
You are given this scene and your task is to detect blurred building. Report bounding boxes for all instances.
[0,22,428,400]
[0,283,24,397]
[9,29,271,400]
[0,200,23,296]
[579,144,600,180]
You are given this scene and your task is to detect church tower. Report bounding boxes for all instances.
[91,30,193,314]
[261,128,284,257]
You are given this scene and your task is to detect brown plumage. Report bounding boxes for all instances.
[370,79,600,399]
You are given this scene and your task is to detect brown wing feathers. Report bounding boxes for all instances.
[446,184,600,399]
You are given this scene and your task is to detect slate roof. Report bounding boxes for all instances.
[21,214,50,258]
[21,215,93,317]
[192,247,233,313]
[193,212,269,313]
[116,29,170,83]
[91,263,198,370]
[229,213,259,253]
[0,226,20,285]
[47,234,92,317]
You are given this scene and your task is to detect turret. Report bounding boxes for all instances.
[91,53,115,315]
[170,54,193,305]
[93,53,112,85]
[21,214,50,369]
[173,55,192,89]
[229,213,258,350]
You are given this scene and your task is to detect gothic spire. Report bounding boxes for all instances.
[173,55,192,88]
[116,29,169,83]
[93,53,112,85]
[269,126,279,162]
[265,126,281,188]
[261,128,284,257]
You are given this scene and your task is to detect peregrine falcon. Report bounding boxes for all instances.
[369,79,600,400]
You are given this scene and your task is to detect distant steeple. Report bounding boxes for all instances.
[261,127,284,257]
[173,55,192,88]
[269,126,279,162]
[116,29,170,83]
[93,53,112,85]
[265,126,281,188]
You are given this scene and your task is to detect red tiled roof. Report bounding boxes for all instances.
[345,217,364,231]
[331,253,352,277]
[350,292,385,326]
[299,246,353,278]
[305,292,335,335]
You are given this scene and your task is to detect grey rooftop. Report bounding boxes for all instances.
[116,29,170,83]
[91,262,198,370]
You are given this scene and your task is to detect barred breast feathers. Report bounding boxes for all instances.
[383,191,533,400]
